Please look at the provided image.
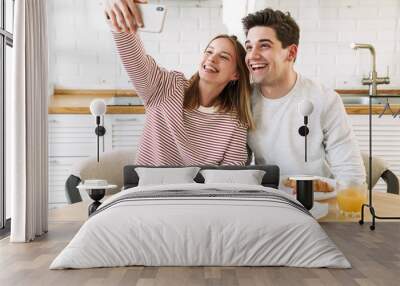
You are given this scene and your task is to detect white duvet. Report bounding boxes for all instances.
[50,183,350,269]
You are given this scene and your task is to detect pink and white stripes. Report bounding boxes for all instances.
[112,32,248,166]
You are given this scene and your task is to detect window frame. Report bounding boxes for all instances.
[0,0,14,233]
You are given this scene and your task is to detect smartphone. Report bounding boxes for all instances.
[137,3,167,33]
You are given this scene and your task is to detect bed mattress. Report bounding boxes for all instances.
[50,183,350,269]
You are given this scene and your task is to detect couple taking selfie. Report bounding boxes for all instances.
[104,0,366,185]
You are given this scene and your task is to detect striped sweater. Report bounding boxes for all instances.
[112,32,248,166]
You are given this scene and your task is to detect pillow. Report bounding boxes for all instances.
[200,169,266,185]
[124,165,280,189]
[135,167,200,186]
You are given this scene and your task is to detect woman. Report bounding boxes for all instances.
[105,0,254,166]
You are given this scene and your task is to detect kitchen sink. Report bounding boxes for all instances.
[340,95,400,105]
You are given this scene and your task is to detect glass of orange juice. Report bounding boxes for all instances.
[336,180,367,217]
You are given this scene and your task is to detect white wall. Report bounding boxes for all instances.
[48,0,400,90]
[251,0,400,89]
[48,0,227,89]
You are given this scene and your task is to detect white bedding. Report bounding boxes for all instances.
[50,183,350,269]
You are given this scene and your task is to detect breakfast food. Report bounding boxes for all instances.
[283,178,334,193]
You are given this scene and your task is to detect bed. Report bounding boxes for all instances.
[50,165,350,269]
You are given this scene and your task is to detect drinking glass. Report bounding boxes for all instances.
[336,180,367,217]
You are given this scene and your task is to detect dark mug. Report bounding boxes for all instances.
[291,176,314,210]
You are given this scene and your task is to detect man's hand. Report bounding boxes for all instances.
[104,0,147,33]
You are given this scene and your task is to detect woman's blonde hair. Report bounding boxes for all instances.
[183,34,255,129]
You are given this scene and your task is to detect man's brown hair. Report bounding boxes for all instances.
[242,8,300,48]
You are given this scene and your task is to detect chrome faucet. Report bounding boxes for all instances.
[350,43,390,96]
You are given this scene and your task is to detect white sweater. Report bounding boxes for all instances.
[248,74,366,182]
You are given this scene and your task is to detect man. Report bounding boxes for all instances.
[242,8,366,185]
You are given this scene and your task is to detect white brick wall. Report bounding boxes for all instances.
[252,0,400,89]
[48,0,226,89]
[49,0,400,90]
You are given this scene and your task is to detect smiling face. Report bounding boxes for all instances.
[245,26,297,86]
[198,37,239,86]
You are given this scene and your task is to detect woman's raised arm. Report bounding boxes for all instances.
[104,0,184,106]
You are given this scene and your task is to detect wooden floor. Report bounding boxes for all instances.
[0,222,399,286]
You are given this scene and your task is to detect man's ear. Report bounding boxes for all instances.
[231,71,240,81]
[287,44,298,62]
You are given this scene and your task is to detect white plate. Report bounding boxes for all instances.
[279,176,337,201]
[77,184,117,190]
[314,189,337,201]
[310,202,329,219]
[312,177,337,201]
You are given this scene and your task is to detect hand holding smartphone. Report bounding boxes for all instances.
[137,3,167,33]
[104,0,167,33]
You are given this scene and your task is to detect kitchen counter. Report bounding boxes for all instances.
[48,89,145,114]
[48,89,400,115]
[345,105,400,115]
